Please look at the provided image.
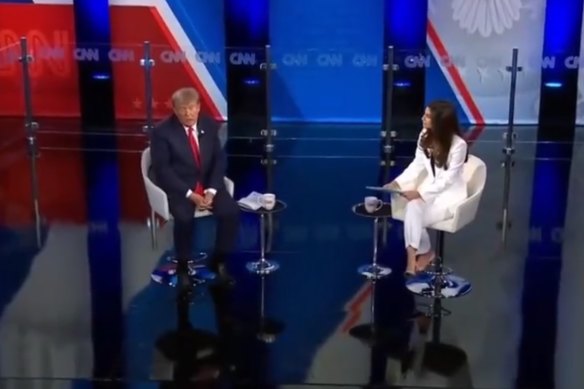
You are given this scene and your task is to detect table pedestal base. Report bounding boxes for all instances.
[246,259,279,275]
[358,263,392,280]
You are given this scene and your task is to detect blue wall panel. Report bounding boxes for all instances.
[167,0,227,96]
[270,0,384,123]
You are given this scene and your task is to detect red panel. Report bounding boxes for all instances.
[0,138,87,226]
[0,4,220,224]
[0,4,80,118]
[0,132,153,225]
[0,4,220,121]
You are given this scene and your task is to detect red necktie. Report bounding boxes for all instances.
[187,127,204,196]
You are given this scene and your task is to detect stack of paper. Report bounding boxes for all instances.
[237,191,264,210]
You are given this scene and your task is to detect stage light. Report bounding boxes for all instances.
[91,73,110,80]
[243,77,261,86]
[393,81,411,88]
[544,81,562,88]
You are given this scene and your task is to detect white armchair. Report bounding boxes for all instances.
[140,147,235,248]
[390,154,487,234]
[391,155,486,307]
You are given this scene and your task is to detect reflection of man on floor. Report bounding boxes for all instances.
[152,283,246,388]
[150,87,240,294]
[153,296,221,387]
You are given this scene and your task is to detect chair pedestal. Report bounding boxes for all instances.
[405,231,472,343]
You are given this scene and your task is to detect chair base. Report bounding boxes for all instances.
[357,264,392,280]
[151,263,216,287]
[246,259,279,275]
[168,252,208,264]
[406,231,471,299]
[422,261,453,276]
[406,272,471,299]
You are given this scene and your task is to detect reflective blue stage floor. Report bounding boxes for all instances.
[0,122,583,388]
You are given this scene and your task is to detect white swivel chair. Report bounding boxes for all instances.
[390,154,486,338]
[140,147,235,261]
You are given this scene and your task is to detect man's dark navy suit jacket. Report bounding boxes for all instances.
[149,114,225,199]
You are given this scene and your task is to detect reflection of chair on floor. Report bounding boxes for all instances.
[0,224,93,384]
[141,147,235,262]
[419,342,474,388]
[390,155,486,341]
[152,293,221,385]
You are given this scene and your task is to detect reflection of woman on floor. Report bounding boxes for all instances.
[385,101,468,276]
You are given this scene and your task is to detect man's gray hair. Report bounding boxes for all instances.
[171,87,200,107]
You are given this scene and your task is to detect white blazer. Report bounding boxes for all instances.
[395,129,468,211]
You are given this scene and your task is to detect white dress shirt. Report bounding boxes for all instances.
[184,124,217,198]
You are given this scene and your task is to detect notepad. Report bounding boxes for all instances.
[365,186,402,194]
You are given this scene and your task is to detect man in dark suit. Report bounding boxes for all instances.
[150,87,239,289]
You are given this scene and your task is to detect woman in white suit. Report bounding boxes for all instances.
[385,100,468,276]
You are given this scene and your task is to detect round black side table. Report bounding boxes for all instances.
[352,202,392,279]
[239,200,287,275]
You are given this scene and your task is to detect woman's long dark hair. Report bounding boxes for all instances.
[420,100,462,167]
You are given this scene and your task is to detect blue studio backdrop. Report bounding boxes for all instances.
[270,0,385,123]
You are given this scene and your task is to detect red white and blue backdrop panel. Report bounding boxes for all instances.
[0,0,227,121]
[426,0,547,125]
[0,0,568,125]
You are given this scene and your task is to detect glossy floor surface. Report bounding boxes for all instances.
[0,120,582,389]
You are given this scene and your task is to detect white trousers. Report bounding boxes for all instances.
[403,199,451,254]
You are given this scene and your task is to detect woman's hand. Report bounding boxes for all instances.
[401,190,421,201]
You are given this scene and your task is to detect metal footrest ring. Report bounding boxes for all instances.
[357,263,392,280]
[406,272,471,299]
[422,259,453,276]
[150,262,216,287]
[168,251,208,264]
